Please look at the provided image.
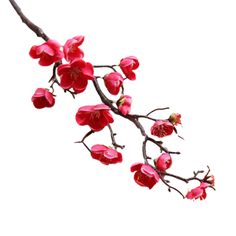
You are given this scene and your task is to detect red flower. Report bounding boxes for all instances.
[119,56,139,80]
[117,95,132,116]
[104,72,123,95]
[57,59,94,93]
[206,175,215,186]
[154,153,172,171]
[151,120,174,138]
[31,88,55,109]
[75,104,114,131]
[91,144,122,165]
[130,163,160,189]
[63,35,84,62]
[169,113,182,126]
[29,39,63,66]
[186,182,210,201]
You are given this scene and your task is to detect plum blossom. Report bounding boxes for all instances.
[104,72,123,95]
[57,59,94,93]
[91,144,122,165]
[119,56,139,80]
[63,35,84,62]
[75,104,114,131]
[154,153,172,171]
[131,163,159,189]
[31,88,55,109]
[117,95,132,115]
[186,182,210,200]
[151,120,174,138]
[29,39,63,66]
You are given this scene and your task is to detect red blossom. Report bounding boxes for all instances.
[104,72,124,95]
[63,35,84,62]
[117,95,132,115]
[91,144,122,165]
[169,113,182,126]
[154,153,172,171]
[57,59,94,93]
[29,39,63,66]
[130,163,160,189]
[31,88,55,109]
[119,56,139,80]
[207,175,215,186]
[186,182,210,200]
[75,104,114,131]
[151,120,174,138]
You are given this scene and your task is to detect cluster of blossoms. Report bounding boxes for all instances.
[28,36,215,200]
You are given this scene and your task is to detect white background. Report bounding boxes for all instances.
[1,0,235,235]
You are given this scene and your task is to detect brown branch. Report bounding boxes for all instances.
[147,137,181,155]
[93,65,117,72]
[133,115,156,122]
[92,78,147,136]
[107,124,125,149]
[146,107,170,116]
[9,0,49,41]
[9,0,215,198]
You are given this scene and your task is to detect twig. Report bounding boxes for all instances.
[146,107,170,116]
[94,65,117,72]
[107,124,125,149]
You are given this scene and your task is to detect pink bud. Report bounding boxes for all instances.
[169,113,182,126]
[104,72,123,95]
[31,88,55,109]
[154,153,172,171]
[119,56,139,80]
[117,95,132,115]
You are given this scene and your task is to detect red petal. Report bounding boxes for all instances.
[130,163,143,172]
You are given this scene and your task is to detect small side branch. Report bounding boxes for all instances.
[147,137,181,154]
[146,107,170,116]
[108,124,125,149]
[94,65,117,72]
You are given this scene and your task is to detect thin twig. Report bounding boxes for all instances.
[75,130,95,143]
[133,115,156,122]
[147,137,181,154]
[108,124,125,149]
[94,65,117,72]
[146,107,170,116]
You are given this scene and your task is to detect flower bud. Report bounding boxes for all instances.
[117,95,132,115]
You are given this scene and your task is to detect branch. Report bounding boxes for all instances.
[9,0,49,41]
[9,0,215,199]
[93,65,117,72]
[92,78,147,136]
[108,124,125,149]
[147,137,181,155]
[147,107,170,116]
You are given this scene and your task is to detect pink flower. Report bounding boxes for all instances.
[104,72,124,95]
[57,59,94,93]
[31,88,55,109]
[29,39,63,66]
[151,120,174,138]
[154,153,172,171]
[130,163,160,189]
[207,175,215,186]
[186,182,210,200]
[63,35,84,62]
[91,144,122,165]
[119,56,139,80]
[117,95,132,115]
[169,113,182,126]
[75,104,114,131]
